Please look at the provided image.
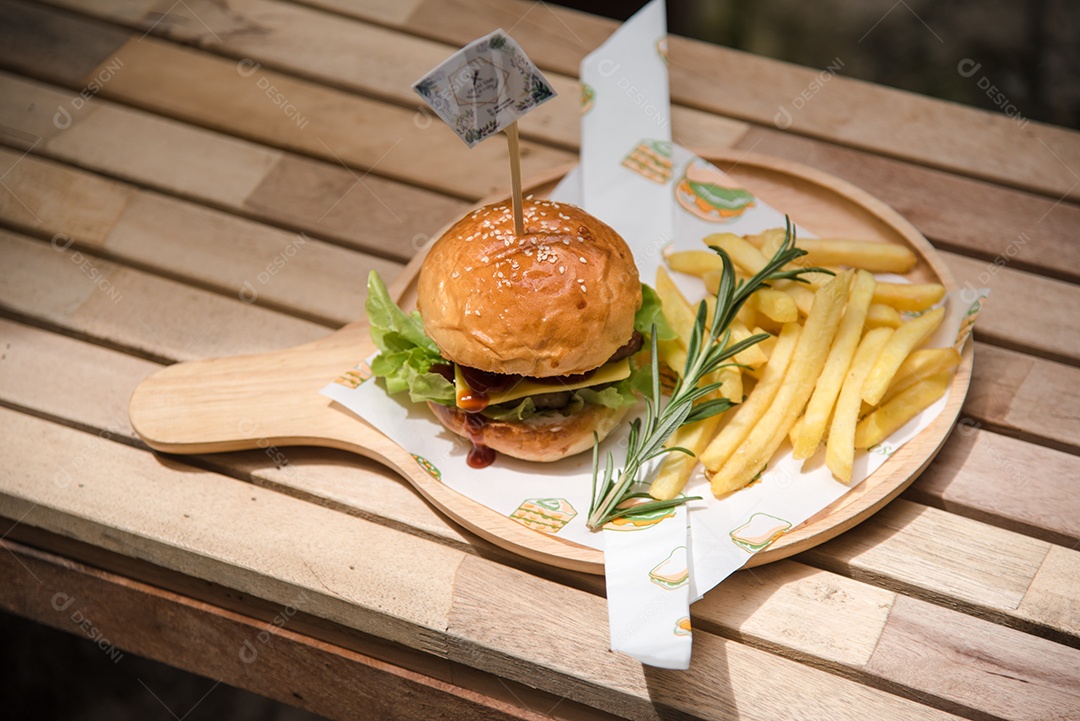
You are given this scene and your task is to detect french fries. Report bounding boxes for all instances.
[650,226,959,500]
[879,347,961,405]
[825,327,894,483]
[855,371,951,449]
[752,287,799,323]
[660,267,766,368]
[655,266,699,342]
[700,322,802,472]
[797,238,918,273]
[872,282,946,312]
[793,270,876,460]
[704,233,768,275]
[861,306,945,406]
[666,250,725,276]
[706,271,852,496]
[865,303,903,329]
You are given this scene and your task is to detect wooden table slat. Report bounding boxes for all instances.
[0,2,576,200]
[0,71,469,261]
[0,145,402,326]
[0,538,566,721]
[0,405,979,721]
[0,228,326,362]
[5,69,1080,370]
[27,0,1080,289]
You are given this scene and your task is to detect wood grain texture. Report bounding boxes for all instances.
[0,228,325,362]
[241,153,468,262]
[2,315,1072,721]
[965,343,1080,453]
[942,250,1080,367]
[1017,546,1080,642]
[0,406,464,654]
[866,595,1080,721]
[394,0,1080,201]
[736,127,1080,284]
[0,72,470,261]
[692,560,895,667]
[448,556,965,721]
[909,425,1080,547]
[0,143,134,242]
[0,146,402,326]
[801,498,1080,644]
[0,539,551,721]
[0,407,971,721]
[39,0,748,154]
[0,0,128,85]
[80,33,573,200]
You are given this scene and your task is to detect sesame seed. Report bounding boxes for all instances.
[558,266,565,274]
[481,256,489,263]
[579,256,587,263]
[580,285,587,292]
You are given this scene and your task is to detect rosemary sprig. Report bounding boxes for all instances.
[586,218,830,530]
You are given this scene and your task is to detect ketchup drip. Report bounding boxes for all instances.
[462,413,495,468]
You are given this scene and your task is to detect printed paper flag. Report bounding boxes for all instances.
[413,29,557,148]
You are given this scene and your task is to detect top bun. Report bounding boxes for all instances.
[417,199,641,378]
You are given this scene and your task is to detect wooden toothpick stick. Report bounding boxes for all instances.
[505,121,525,236]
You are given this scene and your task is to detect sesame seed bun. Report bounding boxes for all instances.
[416,199,642,378]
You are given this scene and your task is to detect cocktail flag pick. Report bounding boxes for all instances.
[413,30,557,236]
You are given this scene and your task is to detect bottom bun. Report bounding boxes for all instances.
[428,402,630,463]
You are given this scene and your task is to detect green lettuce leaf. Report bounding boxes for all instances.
[481,397,538,422]
[366,271,454,405]
[635,284,678,341]
[687,181,754,211]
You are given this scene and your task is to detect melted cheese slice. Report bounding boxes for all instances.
[455,358,631,409]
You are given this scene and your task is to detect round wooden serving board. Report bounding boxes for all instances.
[129,149,972,575]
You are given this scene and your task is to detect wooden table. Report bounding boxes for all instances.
[2,1,1079,718]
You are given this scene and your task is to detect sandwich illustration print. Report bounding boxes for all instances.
[580,82,595,114]
[649,546,689,589]
[510,498,578,533]
[603,496,676,531]
[411,454,442,481]
[674,617,692,636]
[621,139,673,184]
[675,159,755,221]
[729,513,792,553]
[334,362,372,389]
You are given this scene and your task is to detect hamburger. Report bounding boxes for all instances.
[366,198,663,468]
[675,159,755,222]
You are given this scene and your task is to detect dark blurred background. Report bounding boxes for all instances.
[555,0,1080,129]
